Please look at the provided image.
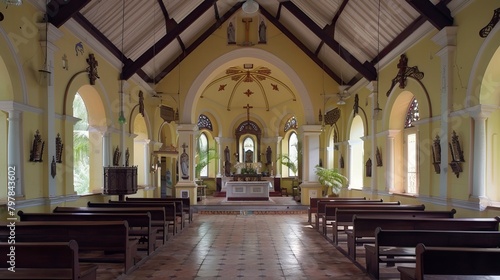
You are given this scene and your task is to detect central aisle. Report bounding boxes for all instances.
[116,214,371,279]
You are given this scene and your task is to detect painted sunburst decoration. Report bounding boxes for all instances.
[201,65,296,111]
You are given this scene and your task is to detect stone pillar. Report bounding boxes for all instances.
[367,81,379,194]
[432,26,457,198]
[469,104,496,209]
[143,139,151,187]
[102,128,111,167]
[385,130,400,192]
[347,140,353,188]
[7,109,23,197]
[39,22,63,197]
[214,137,222,177]
[274,136,282,177]
[299,125,323,205]
[176,124,198,205]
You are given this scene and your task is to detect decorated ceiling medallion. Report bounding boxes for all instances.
[201,65,297,111]
[243,89,254,97]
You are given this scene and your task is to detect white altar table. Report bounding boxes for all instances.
[225,181,271,201]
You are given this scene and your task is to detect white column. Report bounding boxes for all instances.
[367,81,378,193]
[39,23,63,197]
[102,129,111,167]
[214,137,222,176]
[346,140,353,188]
[143,139,151,187]
[7,109,23,197]
[469,105,496,204]
[385,130,400,192]
[274,136,282,177]
[299,125,322,184]
[432,26,457,198]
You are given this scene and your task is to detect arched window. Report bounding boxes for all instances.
[288,132,298,177]
[284,116,298,132]
[73,93,90,194]
[404,98,419,194]
[349,115,364,189]
[198,132,209,177]
[197,114,213,131]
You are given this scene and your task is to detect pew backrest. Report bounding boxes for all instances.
[415,244,500,279]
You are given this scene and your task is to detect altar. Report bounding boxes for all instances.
[225,181,272,201]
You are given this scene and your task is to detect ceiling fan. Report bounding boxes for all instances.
[321,85,351,106]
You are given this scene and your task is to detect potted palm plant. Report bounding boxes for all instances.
[195,148,219,179]
[314,165,348,196]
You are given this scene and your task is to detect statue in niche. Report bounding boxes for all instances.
[224,146,231,177]
[365,158,372,177]
[227,22,236,44]
[258,20,267,43]
[266,146,272,164]
[113,146,121,166]
[180,143,189,180]
[125,148,130,167]
[245,149,253,163]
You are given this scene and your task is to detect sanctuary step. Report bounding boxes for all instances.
[213,191,283,197]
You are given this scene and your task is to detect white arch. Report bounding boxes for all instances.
[0,25,28,103]
[466,23,500,107]
[183,48,314,124]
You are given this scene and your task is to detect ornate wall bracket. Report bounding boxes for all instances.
[376,147,383,167]
[449,131,465,178]
[51,156,56,178]
[432,135,441,174]
[55,133,63,163]
[29,130,45,162]
[365,158,372,177]
[386,54,424,96]
[479,8,500,38]
[86,53,99,85]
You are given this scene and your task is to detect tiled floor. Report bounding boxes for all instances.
[96,197,372,280]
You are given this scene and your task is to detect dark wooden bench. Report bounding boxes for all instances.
[18,211,156,255]
[89,201,180,235]
[330,208,455,244]
[53,206,168,244]
[0,240,98,280]
[398,244,500,280]
[109,199,184,230]
[308,197,366,223]
[126,197,192,224]
[346,216,500,261]
[0,221,138,274]
[366,228,500,279]
[314,200,396,230]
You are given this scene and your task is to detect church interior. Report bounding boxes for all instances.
[1,0,500,278]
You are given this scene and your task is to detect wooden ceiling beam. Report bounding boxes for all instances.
[406,0,453,30]
[121,0,214,80]
[282,1,376,81]
[47,0,91,27]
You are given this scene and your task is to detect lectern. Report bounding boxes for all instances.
[103,166,138,201]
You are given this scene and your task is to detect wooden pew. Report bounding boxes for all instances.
[308,197,366,223]
[88,201,180,235]
[17,211,156,255]
[108,200,184,230]
[346,216,500,261]
[330,208,455,244]
[0,221,137,275]
[314,200,395,230]
[0,240,98,280]
[53,206,168,244]
[366,228,500,279]
[398,244,500,280]
[126,197,192,224]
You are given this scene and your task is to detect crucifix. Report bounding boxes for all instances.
[242,18,253,46]
[243,103,253,123]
